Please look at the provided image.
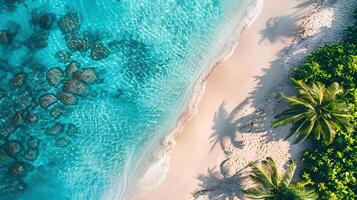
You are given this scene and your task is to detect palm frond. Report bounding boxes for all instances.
[248,162,276,190]
[273,80,353,144]
[280,160,296,188]
[243,158,318,200]
[242,187,274,199]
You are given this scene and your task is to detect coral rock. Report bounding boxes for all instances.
[39,94,57,109]
[55,137,70,147]
[66,124,78,136]
[11,73,26,87]
[58,12,81,33]
[26,32,48,51]
[38,13,56,30]
[57,92,78,105]
[45,123,64,136]
[8,162,34,177]
[46,67,64,87]
[90,43,110,60]
[24,148,39,161]
[65,61,80,77]
[65,32,89,53]
[50,105,65,119]
[3,141,23,157]
[0,30,12,44]
[63,79,90,97]
[74,68,98,83]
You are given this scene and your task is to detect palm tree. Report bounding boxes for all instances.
[272,79,354,144]
[242,157,317,200]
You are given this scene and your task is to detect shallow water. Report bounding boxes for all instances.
[0,0,258,199]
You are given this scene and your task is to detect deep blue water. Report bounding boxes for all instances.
[0,0,258,199]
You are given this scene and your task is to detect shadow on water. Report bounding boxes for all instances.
[108,33,171,92]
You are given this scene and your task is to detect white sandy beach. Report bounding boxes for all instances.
[133,0,357,199]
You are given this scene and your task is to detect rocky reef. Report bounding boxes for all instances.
[57,11,111,60]
[0,6,108,198]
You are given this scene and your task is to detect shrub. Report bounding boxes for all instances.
[301,132,357,200]
[293,43,357,104]
[292,8,357,199]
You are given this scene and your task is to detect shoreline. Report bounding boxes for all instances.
[132,0,357,199]
[132,0,306,199]
[127,1,264,198]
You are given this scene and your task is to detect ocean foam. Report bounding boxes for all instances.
[128,0,264,198]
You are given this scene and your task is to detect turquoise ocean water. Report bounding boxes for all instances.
[0,0,260,199]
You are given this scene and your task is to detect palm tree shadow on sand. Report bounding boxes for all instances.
[193,168,247,200]
[194,1,347,199]
[209,101,246,154]
[258,0,317,44]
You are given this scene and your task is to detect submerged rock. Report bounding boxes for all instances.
[11,73,26,87]
[90,43,110,60]
[66,124,78,136]
[3,141,23,157]
[24,148,39,161]
[50,105,65,119]
[0,30,13,44]
[11,112,23,126]
[38,13,56,30]
[39,94,57,109]
[27,136,40,149]
[46,67,64,87]
[24,113,38,123]
[58,12,81,33]
[65,61,80,77]
[55,137,70,147]
[74,68,98,83]
[65,32,89,53]
[55,50,72,63]
[8,162,34,177]
[57,92,77,105]
[63,79,90,97]
[115,88,124,98]
[26,32,48,51]
[45,123,64,135]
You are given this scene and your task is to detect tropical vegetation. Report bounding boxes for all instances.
[293,43,357,199]
[242,157,317,200]
[270,8,357,200]
[273,80,354,144]
[269,7,357,200]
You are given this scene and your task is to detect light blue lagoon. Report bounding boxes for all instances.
[0,0,260,199]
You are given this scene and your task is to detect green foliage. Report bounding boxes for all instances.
[273,80,354,144]
[293,43,357,104]
[292,8,357,199]
[302,132,357,200]
[242,157,318,200]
